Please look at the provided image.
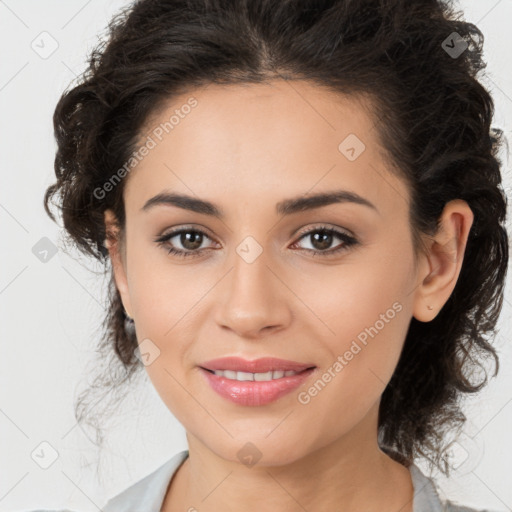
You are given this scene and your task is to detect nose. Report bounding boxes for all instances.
[214,247,292,339]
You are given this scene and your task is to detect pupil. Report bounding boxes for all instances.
[312,231,332,250]
[182,231,202,250]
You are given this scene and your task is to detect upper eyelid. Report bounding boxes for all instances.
[294,224,354,239]
[157,225,216,243]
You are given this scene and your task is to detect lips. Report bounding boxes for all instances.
[200,356,316,374]
[198,357,317,406]
[200,366,316,406]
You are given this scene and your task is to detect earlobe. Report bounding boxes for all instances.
[412,200,474,323]
[104,209,133,318]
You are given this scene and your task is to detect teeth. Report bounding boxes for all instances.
[212,369,300,381]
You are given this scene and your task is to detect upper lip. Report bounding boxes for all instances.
[200,357,316,373]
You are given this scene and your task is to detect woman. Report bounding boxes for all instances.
[41,0,508,510]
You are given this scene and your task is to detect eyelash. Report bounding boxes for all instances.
[154,225,359,259]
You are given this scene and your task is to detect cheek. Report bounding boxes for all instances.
[293,250,411,341]
[127,242,204,333]
[296,240,414,391]
[294,280,411,441]
[127,255,200,415]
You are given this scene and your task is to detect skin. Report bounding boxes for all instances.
[103,80,474,512]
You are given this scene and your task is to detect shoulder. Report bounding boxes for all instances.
[102,449,189,512]
[21,452,189,512]
[408,463,503,512]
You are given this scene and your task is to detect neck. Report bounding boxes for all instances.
[162,405,414,512]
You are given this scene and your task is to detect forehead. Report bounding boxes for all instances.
[125,80,409,219]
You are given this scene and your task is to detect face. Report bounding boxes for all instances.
[106,80,424,466]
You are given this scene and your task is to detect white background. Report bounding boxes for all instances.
[0,0,511,511]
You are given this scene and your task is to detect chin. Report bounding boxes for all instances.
[200,431,312,468]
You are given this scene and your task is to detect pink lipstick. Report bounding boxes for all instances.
[199,357,316,406]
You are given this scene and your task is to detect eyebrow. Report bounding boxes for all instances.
[141,189,379,217]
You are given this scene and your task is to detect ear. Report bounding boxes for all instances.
[412,199,474,322]
[104,209,133,318]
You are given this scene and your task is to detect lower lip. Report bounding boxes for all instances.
[199,367,316,406]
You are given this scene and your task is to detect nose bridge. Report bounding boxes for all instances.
[214,236,290,336]
[232,238,271,296]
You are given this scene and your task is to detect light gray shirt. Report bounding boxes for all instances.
[99,450,502,512]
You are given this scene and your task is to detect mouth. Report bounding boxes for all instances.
[198,357,317,406]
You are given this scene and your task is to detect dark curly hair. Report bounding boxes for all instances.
[44,0,509,477]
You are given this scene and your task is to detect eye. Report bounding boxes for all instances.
[291,225,359,257]
[154,224,359,259]
[154,227,216,259]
